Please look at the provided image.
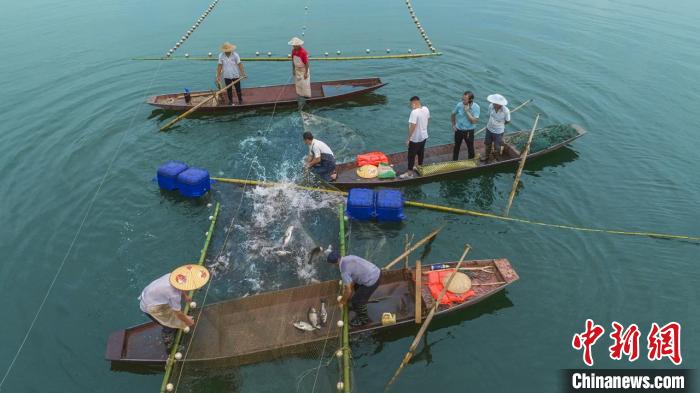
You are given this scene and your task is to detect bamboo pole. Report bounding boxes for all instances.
[211,176,700,242]
[337,204,351,393]
[159,77,243,131]
[159,202,220,393]
[414,259,421,324]
[383,227,443,271]
[385,245,471,392]
[474,99,533,137]
[504,114,541,216]
[402,234,414,270]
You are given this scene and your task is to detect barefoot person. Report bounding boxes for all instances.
[451,91,480,160]
[289,37,311,98]
[216,42,247,105]
[303,132,336,181]
[139,264,210,349]
[481,94,510,162]
[400,96,430,178]
[327,251,381,327]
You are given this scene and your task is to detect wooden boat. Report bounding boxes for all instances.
[147,77,386,112]
[332,124,586,189]
[106,258,517,369]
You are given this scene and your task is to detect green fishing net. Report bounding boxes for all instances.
[506,124,579,153]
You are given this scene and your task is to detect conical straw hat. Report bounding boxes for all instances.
[288,37,304,46]
[442,272,472,294]
[356,165,379,179]
[220,42,236,52]
[170,264,210,291]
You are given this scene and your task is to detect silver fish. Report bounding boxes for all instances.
[282,225,294,247]
[293,321,316,332]
[308,307,321,329]
[274,250,292,256]
[319,300,328,325]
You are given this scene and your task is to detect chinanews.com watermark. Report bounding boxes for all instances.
[563,320,694,392]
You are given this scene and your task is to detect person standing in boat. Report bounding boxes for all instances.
[400,96,430,179]
[481,94,511,162]
[138,264,209,348]
[289,37,311,98]
[451,91,480,160]
[216,42,247,105]
[303,132,337,181]
[327,251,381,327]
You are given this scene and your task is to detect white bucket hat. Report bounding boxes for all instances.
[487,94,508,106]
[288,37,304,46]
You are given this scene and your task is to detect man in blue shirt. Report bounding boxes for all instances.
[327,251,381,327]
[450,91,480,160]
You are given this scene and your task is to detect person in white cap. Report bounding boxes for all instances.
[139,264,209,348]
[216,42,247,105]
[289,37,311,98]
[482,94,511,162]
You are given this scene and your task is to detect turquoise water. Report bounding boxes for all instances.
[1,0,699,392]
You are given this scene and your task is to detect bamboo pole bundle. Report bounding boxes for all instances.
[504,114,540,216]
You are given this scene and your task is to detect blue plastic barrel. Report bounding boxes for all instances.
[176,167,211,198]
[156,161,189,191]
[346,188,375,220]
[375,189,405,222]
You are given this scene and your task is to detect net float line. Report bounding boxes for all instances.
[159,202,220,393]
[164,0,220,59]
[405,0,437,53]
[133,51,442,62]
[211,177,700,243]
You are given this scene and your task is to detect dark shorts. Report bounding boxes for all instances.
[351,278,380,308]
[484,129,504,148]
[310,153,336,181]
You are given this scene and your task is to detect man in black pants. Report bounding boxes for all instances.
[216,42,247,105]
[327,251,381,327]
[400,96,431,178]
[450,91,480,160]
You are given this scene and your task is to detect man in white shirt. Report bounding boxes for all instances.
[400,96,430,178]
[303,132,336,181]
[482,94,511,162]
[216,42,247,105]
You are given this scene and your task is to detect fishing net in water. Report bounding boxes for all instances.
[506,124,579,153]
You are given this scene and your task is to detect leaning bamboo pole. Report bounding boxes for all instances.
[159,202,220,393]
[159,77,244,131]
[337,204,351,393]
[385,245,471,392]
[504,114,540,216]
[383,226,443,270]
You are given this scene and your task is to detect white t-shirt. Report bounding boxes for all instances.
[139,274,182,313]
[218,52,241,79]
[486,104,511,134]
[309,139,334,158]
[408,106,430,143]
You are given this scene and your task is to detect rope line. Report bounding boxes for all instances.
[134,52,441,62]
[404,0,436,53]
[0,62,164,392]
[210,177,700,243]
[164,0,220,58]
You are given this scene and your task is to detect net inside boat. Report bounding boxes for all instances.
[416,157,480,176]
[506,124,579,153]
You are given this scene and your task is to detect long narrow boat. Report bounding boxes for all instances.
[147,77,386,112]
[332,124,586,189]
[106,258,517,369]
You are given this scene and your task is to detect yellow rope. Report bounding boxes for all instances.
[133,52,442,62]
[212,177,700,242]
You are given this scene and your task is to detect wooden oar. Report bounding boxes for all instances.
[383,226,443,271]
[385,244,471,391]
[160,77,244,131]
[504,113,540,216]
[474,98,533,137]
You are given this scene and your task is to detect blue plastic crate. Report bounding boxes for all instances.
[346,188,375,220]
[375,189,405,222]
[176,167,211,198]
[156,161,188,191]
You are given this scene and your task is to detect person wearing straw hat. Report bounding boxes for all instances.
[216,42,247,105]
[327,251,381,327]
[138,264,210,347]
[289,37,311,98]
[481,94,511,162]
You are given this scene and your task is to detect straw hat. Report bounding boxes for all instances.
[170,264,211,291]
[220,42,236,52]
[442,272,472,294]
[487,94,508,106]
[288,37,304,46]
[356,164,379,179]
